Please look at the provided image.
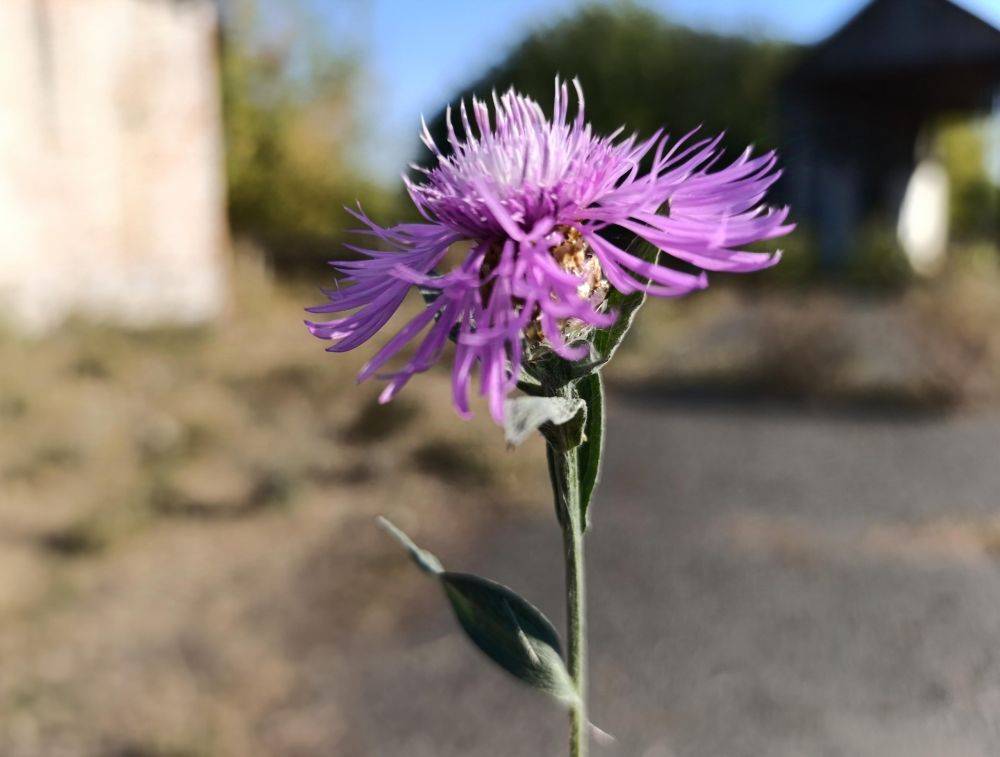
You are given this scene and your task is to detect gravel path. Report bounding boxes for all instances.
[337,397,1000,756]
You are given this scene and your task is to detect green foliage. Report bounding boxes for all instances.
[377,518,578,706]
[221,0,393,272]
[846,217,911,289]
[423,5,797,163]
[574,371,604,530]
[441,573,577,706]
[937,118,1000,242]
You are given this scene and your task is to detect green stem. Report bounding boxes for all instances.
[549,442,588,757]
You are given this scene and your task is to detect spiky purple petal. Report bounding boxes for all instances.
[307,78,792,420]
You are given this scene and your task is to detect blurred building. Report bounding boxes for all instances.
[781,0,1000,269]
[0,0,227,335]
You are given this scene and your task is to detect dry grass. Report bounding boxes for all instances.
[0,252,548,756]
[611,248,1000,412]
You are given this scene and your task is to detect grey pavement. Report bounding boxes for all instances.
[336,396,1000,756]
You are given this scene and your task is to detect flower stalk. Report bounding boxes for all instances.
[551,441,588,756]
[546,380,589,756]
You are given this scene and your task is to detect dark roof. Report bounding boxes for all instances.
[790,0,1000,83]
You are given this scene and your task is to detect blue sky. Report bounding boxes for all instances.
[348,0,1000,180]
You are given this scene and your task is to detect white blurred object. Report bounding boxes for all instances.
[897,158,950,277]
[0,0,228,335]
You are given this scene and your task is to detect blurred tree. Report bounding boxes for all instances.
[421,5,797,166]
[416,4,803,282]
[937,118,1000,243]
[221,0,392,273]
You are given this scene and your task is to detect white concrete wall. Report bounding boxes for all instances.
[0,0,228,334]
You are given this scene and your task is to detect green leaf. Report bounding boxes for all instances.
[376,518,578,707]
[504,395,585,447]
[441,573,578,706]
[576,371,605,530]
[519,351,578,393]
[515,366,547,397]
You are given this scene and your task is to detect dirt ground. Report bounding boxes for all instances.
[0,259,550,756]
[3,253,1000,755]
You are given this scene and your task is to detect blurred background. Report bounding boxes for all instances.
[1,0,1000,754]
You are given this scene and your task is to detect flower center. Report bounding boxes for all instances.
[523,225,610,351]
[548,225,609,311]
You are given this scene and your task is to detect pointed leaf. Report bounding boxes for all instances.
[519,351,577,393]
[376,516,444,574]
[576,371,605,530]
[515,366,546,396]
[441,572,578,706]
[376,518,577,707]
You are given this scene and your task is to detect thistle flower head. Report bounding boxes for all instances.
[306,79,792,421]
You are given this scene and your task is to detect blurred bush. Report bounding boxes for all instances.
[937,118,1000,243]
[422,5,798,167]
[221,0,394,275]
[846,217,912,290]
[420,5,810,282]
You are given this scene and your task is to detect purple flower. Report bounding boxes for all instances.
[307,79,792,421]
